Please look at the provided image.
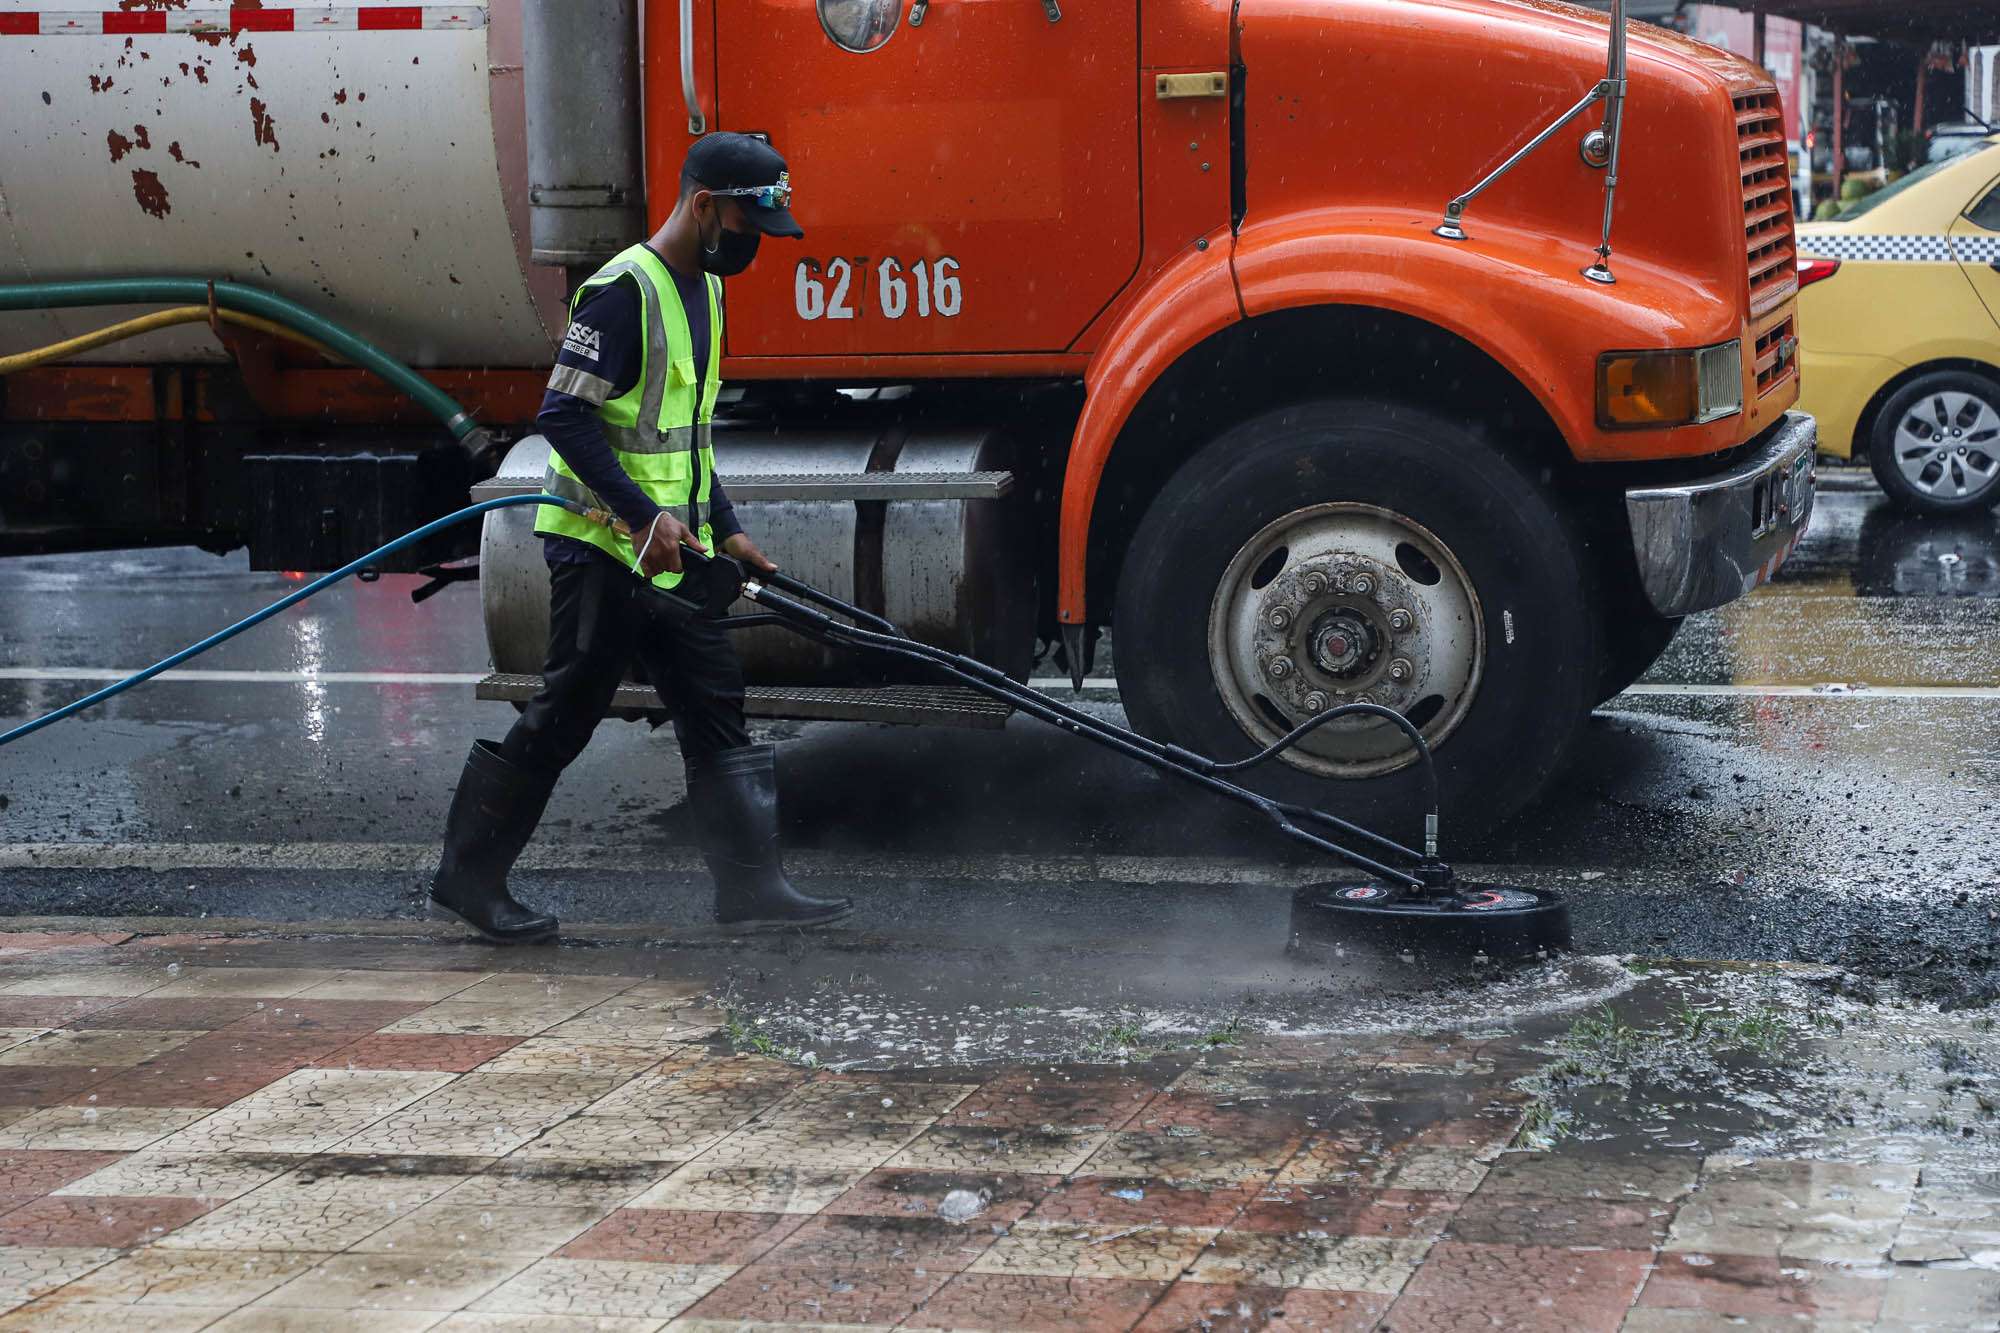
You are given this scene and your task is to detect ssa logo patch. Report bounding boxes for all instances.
[561,322,603,362]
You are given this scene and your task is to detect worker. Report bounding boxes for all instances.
[429,133,851,944]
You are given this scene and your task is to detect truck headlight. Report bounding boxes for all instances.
[1596,341,1743,429]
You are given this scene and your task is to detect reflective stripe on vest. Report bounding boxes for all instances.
[534,245,723,590]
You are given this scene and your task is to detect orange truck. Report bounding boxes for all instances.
[0,0,1814,831]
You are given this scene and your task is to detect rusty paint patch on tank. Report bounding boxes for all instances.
[167,140,200,169]
[131,169,171,219]
[132,124,151,151]
[249,97,279,152]
[106,129,134,163]
[236,44,256,68]
[116,1,192,10]
[88,74,114,93]
[333,88,348,105]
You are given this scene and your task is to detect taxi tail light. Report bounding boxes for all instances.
[1796,255,1841,288]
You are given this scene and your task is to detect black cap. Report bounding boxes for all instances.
[683,132,803,239]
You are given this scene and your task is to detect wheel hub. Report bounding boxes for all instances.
[1209,503,1484,779]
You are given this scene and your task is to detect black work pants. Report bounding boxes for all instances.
[499,556,751,778]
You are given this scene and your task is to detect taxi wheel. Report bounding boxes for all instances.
[1868,370,2000,515]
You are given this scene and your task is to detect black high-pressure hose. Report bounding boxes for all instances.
[733,568,1442,889]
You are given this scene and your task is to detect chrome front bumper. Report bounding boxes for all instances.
[1624,411,1817,619]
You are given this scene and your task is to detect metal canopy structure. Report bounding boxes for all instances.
[1736,2,2000,45]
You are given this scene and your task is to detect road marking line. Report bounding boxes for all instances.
[3,668,1995,700]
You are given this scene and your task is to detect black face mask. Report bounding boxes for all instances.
[700,205,761,276]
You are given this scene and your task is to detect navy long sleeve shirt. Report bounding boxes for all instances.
[538,250,741,565]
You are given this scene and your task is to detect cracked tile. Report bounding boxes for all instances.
[512,1117,737,1165]
[354,1203,610,1258]
[0,1028,46,1054]
[969,1221,1218,1282]
[824,1168,1056,1224]
[557,1208,800,1266]
[632,1164,866,1215]
[476,1041,695,1080]
[208,1310,447,1331]
[66,998,268,1032]
[1133,1281,1391,1332]
[381,1002,603,1039]
[764,1079,975,1125]
[1481,1150,1702,1204]
[52,1150,306,1201]
[679,1261,946,1325]
[760,1214,999,1273]
[1236,1185,1459,1241]
[0,1029,202,1068]
[35,1246,329,1307]
[335,1035,527,1074]
[940,1070,1156,1131]
[540,1000,719,1044]
[341,1073,625,1158]
[445,977,636,1008]
[255,1252,529,1312]
[0,1149,127,1195]
[1368,1147,1491,1194]
[1447,1190,1671,1250]
[292,971,492,1003]
[440,1160,663,1212]
[156,1159,481,1252]
[1663,1159,1916,1265]
[147,968,347,999]
[147,1068,456,1155]
[910,1274,1168,1331]
[0,969,168,998]
[889,1124,1108,1175]
[698,1119,923,1173]
[434,1318,667,1333]
[1082,1128,1301,1183]
[0,1246,122,1306]
[0,1302,231,1331]
[0,1194,214,1247]
[579,1062,799,1125]
[1029,1177,1257,1230]
[1186,1230,1430,1293]
[1637,1251,1888,1323]
[469,1258,732,1319]
[0,1106,212,1151]
[1384,1241,1650,1330]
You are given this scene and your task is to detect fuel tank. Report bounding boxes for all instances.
[480,425,1038,686]
[0,0,565,366]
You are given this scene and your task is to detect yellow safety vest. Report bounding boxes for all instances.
[534,243,723,590]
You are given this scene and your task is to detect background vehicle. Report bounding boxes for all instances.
[1928,120,1995,165]
[1796,138,2000,514]
[0,0,1814,834]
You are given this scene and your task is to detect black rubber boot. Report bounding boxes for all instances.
[690,745,852,930]
[429,740,560,945]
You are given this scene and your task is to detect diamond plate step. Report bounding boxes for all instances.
[475,673,1013,729]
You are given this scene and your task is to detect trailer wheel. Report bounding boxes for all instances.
[1113,399,1596,841]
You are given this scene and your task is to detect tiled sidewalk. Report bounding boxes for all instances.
[0,931,1993,1331]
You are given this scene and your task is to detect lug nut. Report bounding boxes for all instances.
[1303,691,1328,713]
[1351,573,1375,595]
[1387,657,1413,682]
[1301,571,1328,596]
[1268,606,1292,630]
[1389,608,1413,632]
[1268,656,1294,680]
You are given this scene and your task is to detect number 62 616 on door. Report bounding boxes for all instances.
[794,257,962,322]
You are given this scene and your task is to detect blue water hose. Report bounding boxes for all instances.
[0,494,577,751]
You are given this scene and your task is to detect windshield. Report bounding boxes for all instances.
[1840,143,1995,219]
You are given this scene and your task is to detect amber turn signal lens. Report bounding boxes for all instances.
[1595,342,1742,430]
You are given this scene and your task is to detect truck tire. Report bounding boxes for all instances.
[1867,369,2000,515]
[1112,399,1596,843]
[1594,613,1681,705]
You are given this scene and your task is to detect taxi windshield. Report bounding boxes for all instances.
[1837,142,1996,220]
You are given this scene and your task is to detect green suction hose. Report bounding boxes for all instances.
[0,278,482,444]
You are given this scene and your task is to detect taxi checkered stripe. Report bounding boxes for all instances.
[1800,233,2000,264]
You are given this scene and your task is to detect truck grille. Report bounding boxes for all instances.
[1735,89,1798,393]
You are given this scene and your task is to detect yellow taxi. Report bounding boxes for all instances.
[1797,136,2000,513]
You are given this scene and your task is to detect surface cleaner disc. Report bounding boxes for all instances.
[1291,881,1571,957]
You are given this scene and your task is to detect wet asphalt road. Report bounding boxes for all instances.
[1,484,1997,1011]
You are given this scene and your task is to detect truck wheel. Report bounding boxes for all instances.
[1868,370,2000,514]
[1594,614,1681,706]
[1113,399,1595,842]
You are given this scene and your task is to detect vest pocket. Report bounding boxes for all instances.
[669,355,698,389]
